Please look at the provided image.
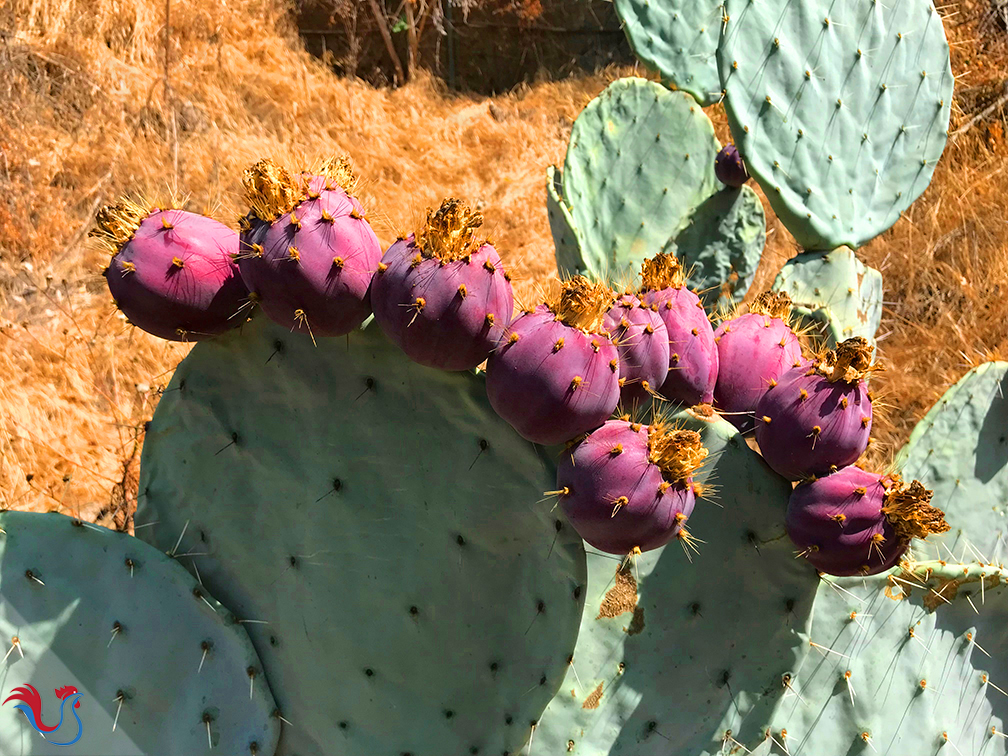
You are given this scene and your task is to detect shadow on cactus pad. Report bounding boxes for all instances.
[0,511,278,756]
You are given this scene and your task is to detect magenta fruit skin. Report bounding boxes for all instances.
[755,364,872,480]
[602,293,670,409]
[640,286,718,406]
[557,420,696,554]
[369,235,514,371]
[237,179,382,337]
[787,466,905,577]
[713,312,803,433]
[485,311,620,445]
[714,144,749,188]
[105,209,248,342]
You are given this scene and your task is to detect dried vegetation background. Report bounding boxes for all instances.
[0,0,1006,526]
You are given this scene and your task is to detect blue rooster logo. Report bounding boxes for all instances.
[3,683,84,746]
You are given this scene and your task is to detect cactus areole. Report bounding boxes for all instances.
[787,466,950,576]
[557,419,708,554]
[236,156,382,338]
[638,254,719,406]
[95,200,248,342]
[371,198,514,371]
[756,337,875,480]
[486,276,620,445]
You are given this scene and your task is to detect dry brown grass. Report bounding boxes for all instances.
[0,0,1006,523]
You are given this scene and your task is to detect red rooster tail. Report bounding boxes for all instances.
[2,684,58,732]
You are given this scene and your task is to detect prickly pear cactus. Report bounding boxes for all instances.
[756,549,1008,756]
[549,77,766,304]
[897,361,1008,560]
[664,185,766,313]
[0,511,278,756]
[612,0,723,106]
[535,407,811,754]
[718,0,954,250]
[550,78,720,283]
[135,313,587,756]
[771,248,884,349]
[705,361,1008,753]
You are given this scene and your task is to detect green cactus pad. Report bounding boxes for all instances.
[771,247,883,348]
[718,0,954,250]
[897,361,1008,560]
[665,184,766,313]
[613,0,723,106]
[557,77,721,285]
[0,511,278,756]
[547,164,585,278]
[135,314,587,756]
[535,407,811,755]
[757,554,1008,755]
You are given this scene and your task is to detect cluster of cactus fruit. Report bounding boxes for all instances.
[3,0,1007,754]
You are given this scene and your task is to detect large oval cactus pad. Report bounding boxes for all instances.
[0,511,278,756]
[897,361,1008,559]
[562,78,720,284]
[718,0,954,250]
[135,314,587,756]
[535,408,812,755]
[613,0,723,106]
[759,547,1008,755]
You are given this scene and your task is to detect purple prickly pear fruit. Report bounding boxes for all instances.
[556,419,707,554]
[370,198,514,371]
[485,276,620,445]
[755,337,875,480]
[602,292,670,409]
[94,200,248,342]
[787,466,949,577]
[638,253,719,406]
[714,144,749,188]
[713,291,804,433]
[237,156,382,338]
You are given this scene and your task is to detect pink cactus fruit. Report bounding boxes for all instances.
[370,198,514,371]
[95,200,249,342]
[714,144,749,188]
[787,466,949,577]
[602,292,670,410]
[237,156,382,338]
[638,253,719,407]
[485,276,621,445]
[755,337,875,480]
[555,419,708,555]
[713,291,804,433]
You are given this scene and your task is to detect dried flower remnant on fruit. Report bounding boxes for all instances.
[640,252,686,291]
[815,337,878,383]
[545,276,614,333]
[415,198,486,262]
[242,159,299,222]
[313,154,358,196]
[91,198,154,252]
[882,476,950,541]
[748,290,793,321]
[647,426,707,483]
